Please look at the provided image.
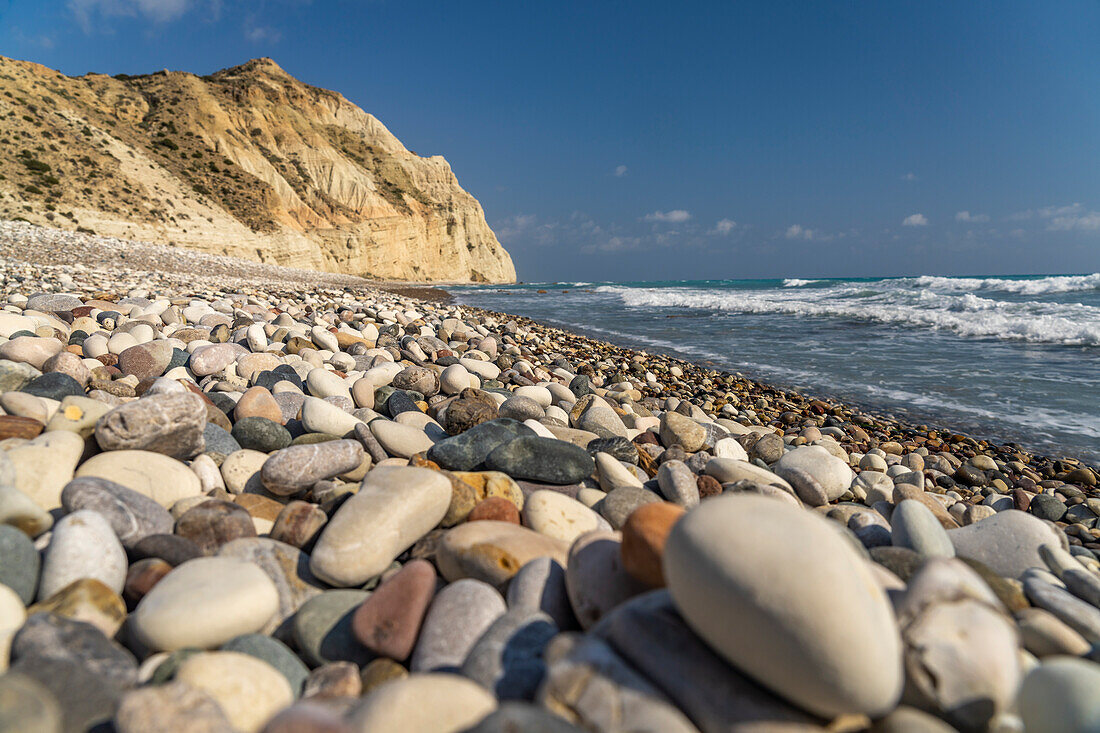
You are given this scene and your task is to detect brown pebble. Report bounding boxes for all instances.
[358,658,408,695]
[234,386,285,424]
[302,662,362,700]
[123,557,173,606]
[269,500,328,550]
[467,496,520,524]
[620,501,686,589]
[696,474,723,499]
[0,415,44,440]
[174,500,257,554]
[351,559,437,660]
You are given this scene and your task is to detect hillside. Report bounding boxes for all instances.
[0,56,516,283]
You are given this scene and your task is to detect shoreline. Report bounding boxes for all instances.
[1,220,1099,730]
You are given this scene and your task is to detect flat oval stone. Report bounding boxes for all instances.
[369,419,435,459]
[217,537,325,634]
[949,509,1063,579]
[12,612,138,688]
[75,450,203,508]
[60,476,174,548]
[523,490,609,543]
[232,416,292,453]
[346,673,498,733]
[116,342,173,380]
[189,343,246,377]
[27,578,127,638]
[131,557,280,651]
[261,441,364,496]
[460,607,558,700]
[427,419,533,471]
[565,530,648,630]
[38,510,128,601]
[292,590,374,667]
[94,392,208,459]
[1018,657,1100,733]
[772,445,854,505]
[485,437,595,485]
[234,386,284,423]
[352,559,437,661]
[506,557,578,631]
[410,579,506,673]
[8,431,85,511]
[663,493,903,717]
[310,466,451,587]
[176,651,293,733]
[436,521,570,588]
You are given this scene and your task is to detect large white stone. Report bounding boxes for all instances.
[523,490,610,543]
[663,493,903,717]
[38,510,128,600]
[310,466,451,586]
[8,431,85,511]
[772,445,854,504]
[948,509,1063,579]
[369,419,436,459]
[75,450,202,508]
[299,396,362,436]
[347,673,498,733]
[131,557,279,651]
[175,651,293,733]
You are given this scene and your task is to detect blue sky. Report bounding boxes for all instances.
[2,1,1098,281]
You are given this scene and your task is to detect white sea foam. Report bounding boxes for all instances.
[594,285,1100,346]
[782,278,820,287]
[904,273,1100,295]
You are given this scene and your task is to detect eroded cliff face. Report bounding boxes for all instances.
[0,56,516,283]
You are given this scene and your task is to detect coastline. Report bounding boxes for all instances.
[1,220,1099,730]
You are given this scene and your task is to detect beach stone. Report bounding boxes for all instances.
[587,436,638,465]
[222,633,310,696]
[506,557,578,630]
[593,451,643,491]
[1030,494,1068,522]
[122,558,171,607]
[302,661,361,699]
[346,672,498,733]
[0,484,53,537]
[485,436,594,485]
[27,578,126,638]
[436,520,570,587]
[664,493,903,717]
[1018,657,1100,733]
[566,530,647,629]
[232,416,292,453]
[176,651,294,733]
[1016,607,1091,657]
[306,368,352,401]
[0,415,43,440]
[598,485,663,529]
[217,537,325,634]
[38,510,127,600]
[0,524,39,603]
[659,411,706,452]
[269,500,328,549]
[539,633,697,733]
[656,460,700,508]
[0,584,24,671]
[174,500,256,554]
[311,466,450,586]
[21,372,83,401]
[460,607,558,700]
[292,589,375,667]
[352,559,437,660]
[8,430,85,511]
[393,366,440,397]
[892,499,956,558]
[0,336,62,370]
[498,395,543,421]
[202,422,240,458]
[892,484,960,530]
[1024,576,1100,642]
[523,490,609,543]
[772,445,854,505]
[0,671,64,733]
[573,398,628,439]
[442,397,497,435]
[95,392,207,459]
[359,657,409,694]
[8,655,121,733]
[114,680,235,733]
[592,590,828,733]
[621,502,685,589]
[60,476,174,548]
[300,396,361,436]
[370,419,435,458]
[410,579,506,672]
[12,612,137,688]
[949,509,1062,579]
[235,386,283,424]
[116,342,173,380]
[76,450,203,507]
[219,449,267,494]
[131,533,204,566]
[261,440,364,496]
[468,496,520,523]
[131,557,280,650]
[189,343,244,376]
[427,419,532,471]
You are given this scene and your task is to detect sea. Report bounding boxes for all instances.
[450,274,1100,465]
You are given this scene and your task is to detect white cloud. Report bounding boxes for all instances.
[493,214,538,242]
[785,224,815,240]
[582,235,643,254]
[643,210,692,224]
[955,211,989,223]
[1048,210,1100,231]
[70,0,194,30]
[614,165,628,177]
[712,218,737,235]
[244,22,282,43]
[902,213,928,227]
[901,172,917,181]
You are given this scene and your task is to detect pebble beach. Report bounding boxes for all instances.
[0,220,1099,733]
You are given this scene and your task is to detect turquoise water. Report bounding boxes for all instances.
[451,275,1100,464]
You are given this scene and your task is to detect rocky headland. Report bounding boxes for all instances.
[0,56,515,283]
[0,221,1099,733]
